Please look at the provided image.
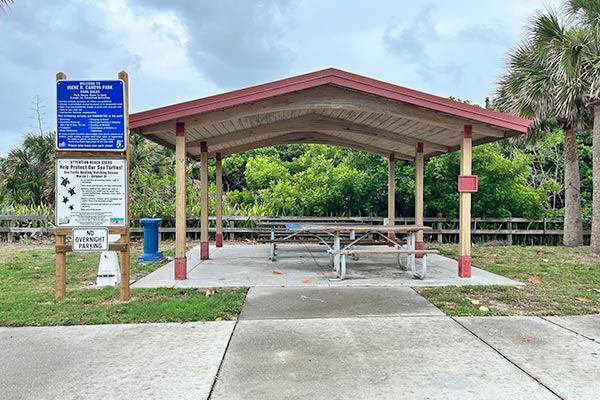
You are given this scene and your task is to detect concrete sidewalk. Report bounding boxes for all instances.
[211,287,600,400]
[2,287,598,399]
[0,322,235,400]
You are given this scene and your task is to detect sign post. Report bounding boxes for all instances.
[54,72,130,301]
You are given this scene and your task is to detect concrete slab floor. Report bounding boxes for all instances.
[0,322,235,400]
[132,243,521,289]
[543,314,600,342]
[240,286,444,320]
[455,316,600,400]
[210,317,558,400]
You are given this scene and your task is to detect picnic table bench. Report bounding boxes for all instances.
[336,248,439,280]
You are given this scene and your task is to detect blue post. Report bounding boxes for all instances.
[138,218,164,261]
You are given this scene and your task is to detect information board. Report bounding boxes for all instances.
[55,158,127,227]
[72,228,109,252]
[56,80,126,151]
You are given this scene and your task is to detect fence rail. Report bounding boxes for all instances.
[0,213,588,245]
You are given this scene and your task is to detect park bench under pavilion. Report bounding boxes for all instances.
[129,68,529,280]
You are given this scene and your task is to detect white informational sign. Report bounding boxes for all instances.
[72,228,109,252]
[56,158,127,227]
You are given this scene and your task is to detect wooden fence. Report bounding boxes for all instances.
[0,212,588,245]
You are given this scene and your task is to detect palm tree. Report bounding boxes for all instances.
[566,0,600,255]
[0,131,55,206]
[129,133,175,176]
[495,10,587,246]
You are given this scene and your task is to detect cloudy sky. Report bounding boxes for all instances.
[0,0,560,157]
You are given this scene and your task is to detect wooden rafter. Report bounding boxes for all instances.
[204,131,414,161]
[186,113,449,152]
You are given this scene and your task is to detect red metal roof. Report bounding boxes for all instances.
[129,68,530,133]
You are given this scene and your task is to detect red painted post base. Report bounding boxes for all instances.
[216,233,223,248]
[174,257,187,280]
[458,256,471,278]
[200,241,209,260]
[415,241,424,258]
[387,232,396,246]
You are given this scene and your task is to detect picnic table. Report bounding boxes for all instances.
[271,223,435,280]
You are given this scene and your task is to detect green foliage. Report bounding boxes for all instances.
[242,147,377,216]
[245,155,290,190]
[129,169,176,217]
[0,131,55,206]
[423,144,547,219]
[0,130,589,222]
[473,145,547,218]
[423,153,460,217]
[1,203,54,216]
[578,133,593,220]
[129,133,175,176]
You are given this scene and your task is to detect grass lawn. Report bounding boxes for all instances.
[0,240,247,327]
[3,240,599,325]
[419,244,600,316]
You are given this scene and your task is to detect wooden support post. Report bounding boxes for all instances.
[215,152,223,247]
[119,249,130,301]
[7,208,14,243]
[229,210,235,241]
[118,70,130,301]
[437,213,443,243]
[200,141,209,260]
[387,153,396,242]
[55,234,66,301]
[55,72,67,302]
[415,143,424,256]
[458,125,473,277]
[507,212,513,245]
[174,122,187,280]
[543,217,547,235]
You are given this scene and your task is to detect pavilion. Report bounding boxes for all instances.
[129,68,529,279]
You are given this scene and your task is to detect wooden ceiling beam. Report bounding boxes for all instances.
[204,131,414,161]
[310,114,450,151]
[185,113,449,153]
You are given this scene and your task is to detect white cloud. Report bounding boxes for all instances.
[0,0,561,157]
[133,0,298,88]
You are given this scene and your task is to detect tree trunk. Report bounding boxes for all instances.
[562,127,584,246]
[591,104,600,255]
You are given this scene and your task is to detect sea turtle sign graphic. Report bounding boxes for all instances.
[55,158,127,227]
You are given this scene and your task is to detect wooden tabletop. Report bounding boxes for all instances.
[288,224,432,233]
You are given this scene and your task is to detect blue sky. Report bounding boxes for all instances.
[0,0,560,157]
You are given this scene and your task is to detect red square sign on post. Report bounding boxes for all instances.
[458,175,478,192]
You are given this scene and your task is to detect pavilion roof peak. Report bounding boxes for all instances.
[130,67,529,133]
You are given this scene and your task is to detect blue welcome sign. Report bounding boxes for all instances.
[56,80,126,151]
